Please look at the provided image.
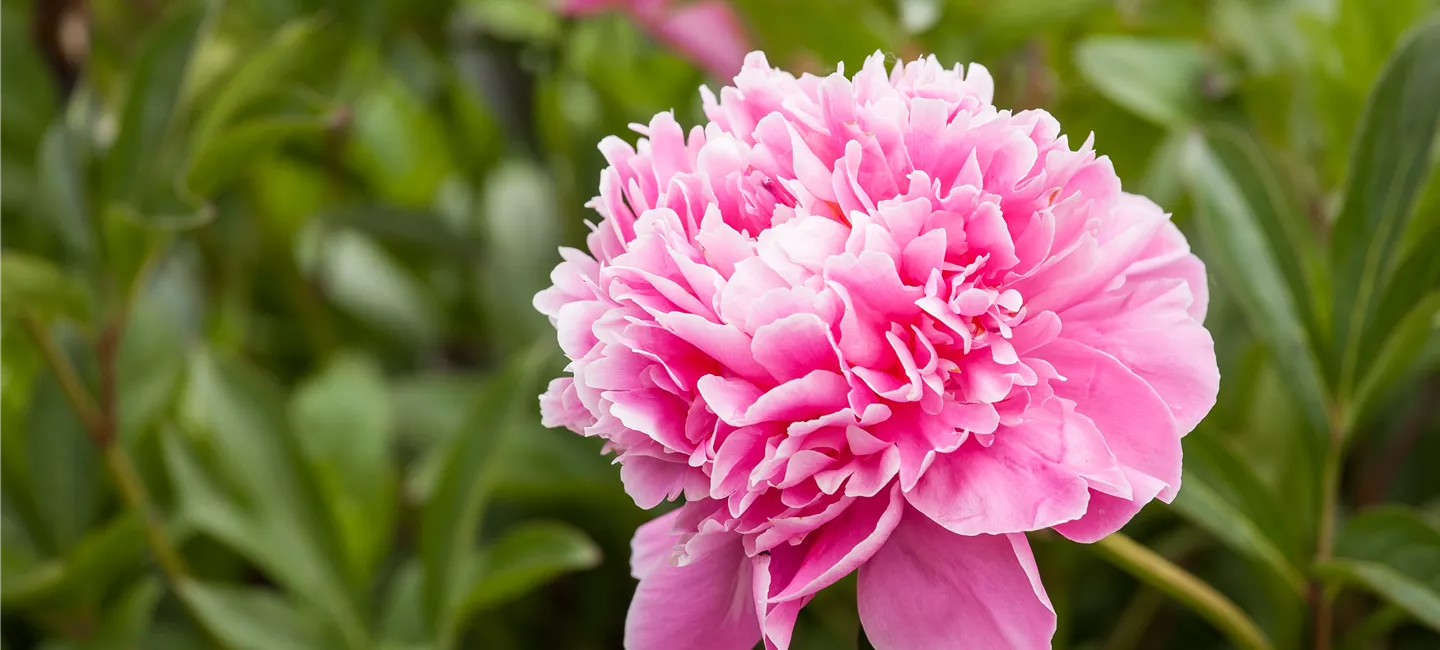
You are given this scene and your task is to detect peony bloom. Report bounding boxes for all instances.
[536,51,1219,649]
[558,0,751,79]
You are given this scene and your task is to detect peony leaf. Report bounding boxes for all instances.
[186,116,327,195]
[1317,507,1440,631]
[1171,432,1307,595]
[1331,15,1440,397]
[178,581,341,650]
[289,352,397,591]
[459,521,601,614]
[1183,133,1330,436]
[1074,36,1213,129]
[420,343,552,647]
[101,2,216,216]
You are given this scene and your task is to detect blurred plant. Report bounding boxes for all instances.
[2,0,1438,649]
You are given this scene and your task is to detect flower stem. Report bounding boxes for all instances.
[1091,533,1273,650]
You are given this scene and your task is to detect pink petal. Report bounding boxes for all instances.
[1041,338,1182,503]
[858,508,1055,650]
[769,483,905,602]
[904,400,1119,535]
[625,521,760,650]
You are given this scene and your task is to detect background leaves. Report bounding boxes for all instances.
[2,0,1438,649]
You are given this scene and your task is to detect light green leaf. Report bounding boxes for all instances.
[102,2,216,211]
[1171,432,1306,595]
[321,205,474,258]
[1183,133,1330,436]
[0,253,90,325]
[1331,16,1440,395]
[313,228,440,344]
[187,116,327,195]
[1318,507,1440,631]
[379,560,430,647]
[731,0,896,71]
[189,17,325,151]
[479,161,561,348]
[460,521,600,614]
[290,352,396,588]
[462,0,560,42]
[179,581,340,650]
[421,344,552,646]
[346,76,455,209]
[1074,37,1213,128]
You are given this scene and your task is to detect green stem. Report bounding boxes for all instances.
[24,317,104,439]
[1313,406,1348,650]
[1092,534,1273,650]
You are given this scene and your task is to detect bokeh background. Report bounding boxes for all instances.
[3,0,1439,649]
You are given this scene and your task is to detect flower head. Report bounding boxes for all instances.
[536,51,1219,650]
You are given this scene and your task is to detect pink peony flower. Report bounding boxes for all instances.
[558,0,751,79]
[535,51,1219,650]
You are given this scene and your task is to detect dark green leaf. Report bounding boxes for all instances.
[379,560,430,647]
[321,205,475,258]
[179,580,341,650]
[1331,16,1440,395]
[103,3,215,211]
[460,521,600,613]
[1074,37,1213,128]
[1171,432,1307,595]
[420,344,551,646]
[1319,507,1440,631]
[289,352,396,588]
[87,577,163,648]
[1183,133,1330,435]
[25,369,104,551]
[36,123,94,264]
[0,3,57,153]
[1353,292,1440,425]
[0,253,90,324]
[176,351,368,647]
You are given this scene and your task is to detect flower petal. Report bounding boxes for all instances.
[858,508,1055,650]
[625,520,760,650]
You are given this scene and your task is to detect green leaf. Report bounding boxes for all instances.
[189,17,326,151]
[289,352,396,588]
[102,2,216,211]
[420,344,552,646]
[321,205,474,258]
[1182,133,1330,436]
[312,228,440,344]
[1074,37,1213,129]
[1353,293,1440,423]
[1171,432,1306,595]
[1318,507,1440,631]
[462,0,561,42]
[187,116,327,195]
[379,560,430,647]
[1331,16,1440,394]
[0,253,90,325]
[54,512,147,608]
[0,3,57,153]
[179,581,340,650]
[177,351,368,647]
[731,0,896,71]
[117,272,192,445]
[35,122,94,264]
[25,369,104,551]
[87,577,163,648]
[460,521,600,614]
[345,75,455,209]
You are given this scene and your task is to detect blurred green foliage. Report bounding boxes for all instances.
[1,0,1438,649]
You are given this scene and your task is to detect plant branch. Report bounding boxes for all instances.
[24,316,104,440]
[1091,533,1274,650]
